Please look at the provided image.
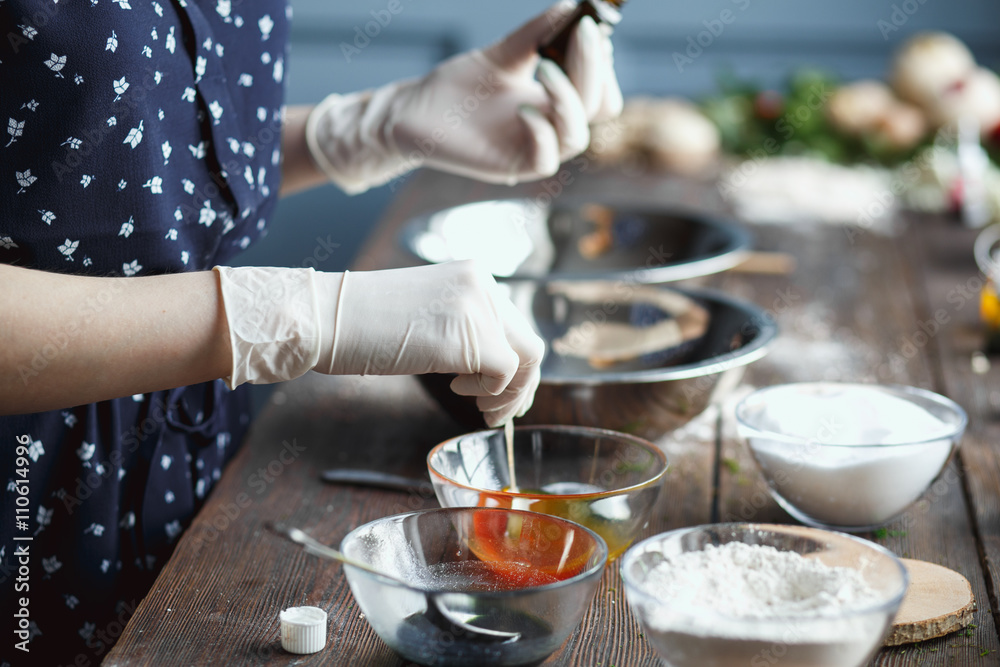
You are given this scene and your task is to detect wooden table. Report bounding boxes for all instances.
[106,167,1000,666]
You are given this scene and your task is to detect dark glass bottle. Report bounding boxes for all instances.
[538,0,626,71]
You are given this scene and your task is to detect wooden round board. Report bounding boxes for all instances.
[884,558,976,646]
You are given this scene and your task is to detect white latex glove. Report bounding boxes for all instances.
[305,0,623,194]
[214,261,543,426]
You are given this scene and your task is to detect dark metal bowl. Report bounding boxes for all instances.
[399,198,751,283]
[419,285,777,441]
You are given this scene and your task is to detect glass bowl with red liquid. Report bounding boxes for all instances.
[339,507,608,667]
[428,425,668,562]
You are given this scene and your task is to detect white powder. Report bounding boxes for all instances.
[741,385,958,528]
[633,543,890,667]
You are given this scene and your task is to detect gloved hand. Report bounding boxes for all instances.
[214,260,544,426]
[305,0,623,194]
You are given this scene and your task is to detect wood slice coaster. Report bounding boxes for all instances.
[884,558,976,646]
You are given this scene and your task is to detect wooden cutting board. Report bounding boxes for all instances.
[884,558,976,646]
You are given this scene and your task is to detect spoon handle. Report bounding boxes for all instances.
[265,522,404,584]
[320,468,434,494]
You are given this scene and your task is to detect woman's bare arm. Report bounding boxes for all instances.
[0,264,232,415]
[279,104,330,197]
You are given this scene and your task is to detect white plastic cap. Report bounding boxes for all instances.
[279,606,327,654]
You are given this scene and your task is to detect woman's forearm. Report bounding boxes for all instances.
[279,104,330,197]
[0,264,232,415]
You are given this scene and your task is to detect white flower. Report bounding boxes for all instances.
[112,77,129,102]
[208,100,223,122]
[164,490,175,504]
[165,520,182,540]
[39,210,55,225]
[42,556,61,574]
[6,117,24,146]
[112,0,131,9]
[142,45,152,58]
[152,1,163,16]
[44,53,67,77]
[142,176,163,193]
[74,73,84,85]
[160,454,172,470]
[36,506,53,528]
[80,174,94,188]
[198,200,216,227]
[165,228,178,240]
[20,25,38,40]
[61,136,81,149]
[0,236,19,249]
[27,438,44,461]
[272,57,283,83]
[117,179,127,190]
[122,259,142,276]
[57,238,78,260]
[15,169,37,194]
[188,142,206,159]
[182,178,195,194]
[258,14,273,40]
[123,120,143,148]
[107,115,117,127]
[76,442,95,461]
[119,511,135,529]
[65,595,79,609]
[161,140,171,164]
[105,31,118,52]
[166,27,177,54]
[118,216,134,237]
[85,523,106,537]
[194,55,206,82]
[216,0,230,18]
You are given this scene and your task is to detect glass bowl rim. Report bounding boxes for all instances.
[734,382,968,449]
[339,506,610,597]
[427,424,670,499]
[619,522,910,624]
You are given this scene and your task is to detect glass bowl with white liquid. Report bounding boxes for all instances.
[734,382,967,532]
[620,523,909,667]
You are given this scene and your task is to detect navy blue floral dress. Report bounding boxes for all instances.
[0,0,288,663]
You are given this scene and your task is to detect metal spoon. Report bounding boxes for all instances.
[265,523,520,643]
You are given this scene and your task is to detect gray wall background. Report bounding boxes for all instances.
[233,0,1000,272]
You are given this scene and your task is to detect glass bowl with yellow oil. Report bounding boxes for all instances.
[427,425,668,561]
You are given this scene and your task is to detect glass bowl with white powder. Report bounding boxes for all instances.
[735,382,966,531]
[620,523,908,667]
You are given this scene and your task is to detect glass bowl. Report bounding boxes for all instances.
[427,425,668,561]
[340,507,607,667]
[735,382,967,532]
[620,523,909,667]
